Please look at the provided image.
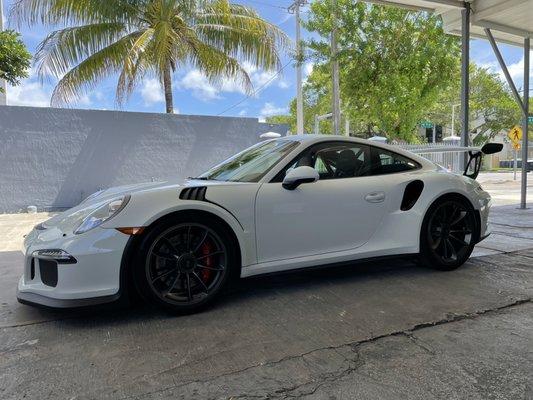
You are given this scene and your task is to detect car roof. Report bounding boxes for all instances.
[273,134,436,169]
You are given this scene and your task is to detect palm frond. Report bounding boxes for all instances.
[51,32,140,106]
[188,38,253,95]
[35,22,128,80]
[10,0,139,27]
[194,0,289,72]
[116,28,155,104]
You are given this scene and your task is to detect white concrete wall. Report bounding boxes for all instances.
[0,105,288,213]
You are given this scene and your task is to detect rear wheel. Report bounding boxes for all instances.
[132,215,236,313]
[419,197,478,271]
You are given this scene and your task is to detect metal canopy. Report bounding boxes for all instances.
[366,0,533,48]
[442,0,533,48]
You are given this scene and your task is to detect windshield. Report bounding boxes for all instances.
[197,140,298,182]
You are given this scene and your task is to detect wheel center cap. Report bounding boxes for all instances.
[177,253,197,272]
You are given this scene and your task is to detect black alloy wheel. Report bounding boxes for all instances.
[420,198,478,270]
[133,217,235,313]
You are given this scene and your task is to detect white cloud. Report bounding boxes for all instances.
[304,62,314,77]
[5,67,101,108]
[238,109,247,116]
[242,61,290,91]
[177,70,220,100]
[259,102,288,121]
[176,63,290,102]
[78,94,92,106]
[302,62,314,84]
[7,81,51,107]
[140,78,165,105]
[506,53,533,87]
[478,51,533,90]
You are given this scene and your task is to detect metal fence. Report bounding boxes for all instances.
[395,142,466,173]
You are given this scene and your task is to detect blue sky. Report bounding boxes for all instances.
[2,0,529,120]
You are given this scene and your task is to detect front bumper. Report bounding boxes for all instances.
[16,290,121,309]
[17,225,130,308]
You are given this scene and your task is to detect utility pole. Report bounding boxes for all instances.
[0,0,7,105]
[331,0,341,135]
[289,0,307,135]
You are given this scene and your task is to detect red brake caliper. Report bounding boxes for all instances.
[199,240,214,283]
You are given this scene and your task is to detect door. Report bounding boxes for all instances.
[255,142,390,263]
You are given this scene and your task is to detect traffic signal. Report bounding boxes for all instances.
[425,125,443,143]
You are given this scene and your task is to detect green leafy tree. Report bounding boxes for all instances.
[0,30,32,93]
[265,114,292,126]
[267,68,333,134]
[295,1,460,141]
[12,0,287,113]
[426,64,523,145]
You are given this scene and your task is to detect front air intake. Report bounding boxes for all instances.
[179,187,207,201]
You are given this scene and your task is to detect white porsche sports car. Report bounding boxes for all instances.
[17,135,501,313]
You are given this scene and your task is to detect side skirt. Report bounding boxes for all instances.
[241,252,420,278]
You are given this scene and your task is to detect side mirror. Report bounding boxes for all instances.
[481,143,503,155]
[282,166,319,190]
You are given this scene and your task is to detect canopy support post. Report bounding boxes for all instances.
[485,28,529,209]
[520,37,529,209]
[460,2,470,170]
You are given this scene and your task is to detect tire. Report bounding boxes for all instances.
[132,214,237,314]
[419,196,478,271]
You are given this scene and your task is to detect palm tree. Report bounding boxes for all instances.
[12,0,288,113]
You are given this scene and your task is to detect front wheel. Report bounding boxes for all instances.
[132,216,236,313]
[419,197,478,271]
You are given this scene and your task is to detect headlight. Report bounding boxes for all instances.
[74,195,130,234]
[81,189,105,204]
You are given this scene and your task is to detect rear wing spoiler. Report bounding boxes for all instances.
[409,143,503,179]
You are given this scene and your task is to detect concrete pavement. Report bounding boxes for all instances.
[1,249,532,399]
[0,172,532,399]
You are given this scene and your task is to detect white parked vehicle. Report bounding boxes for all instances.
[17,135,501,313]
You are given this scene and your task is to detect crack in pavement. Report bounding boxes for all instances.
[118,297,532,400]
[491,231,533,241]
[490,222,533,229]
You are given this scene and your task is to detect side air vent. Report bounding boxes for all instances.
[179,187,207,201]
[401,180,424,211]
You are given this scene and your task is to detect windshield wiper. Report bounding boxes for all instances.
[188,176,210,180]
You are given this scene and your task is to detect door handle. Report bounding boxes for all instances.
[364,191,385,203]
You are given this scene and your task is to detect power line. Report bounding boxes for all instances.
[217,60,292,116]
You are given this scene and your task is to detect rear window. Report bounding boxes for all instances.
[371,148,420,175]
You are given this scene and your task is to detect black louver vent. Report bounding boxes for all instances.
[179,187,207,201]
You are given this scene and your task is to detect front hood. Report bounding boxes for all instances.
[38,178,247,232]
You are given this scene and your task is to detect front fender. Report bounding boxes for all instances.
[102,191,255,268]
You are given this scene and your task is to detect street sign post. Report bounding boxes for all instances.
[514,149,518,180]
[508,126,522,181]
[420,121,433,129]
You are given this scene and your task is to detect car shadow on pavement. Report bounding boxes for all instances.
[24,255,424,328]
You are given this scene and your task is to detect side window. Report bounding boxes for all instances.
[273,142,372,182]
[371,147,420,175]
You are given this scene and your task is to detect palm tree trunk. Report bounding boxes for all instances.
[163,65,174,114]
